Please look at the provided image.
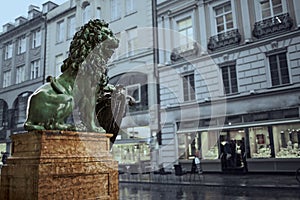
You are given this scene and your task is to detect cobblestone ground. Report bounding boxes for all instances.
[119,182,300,200]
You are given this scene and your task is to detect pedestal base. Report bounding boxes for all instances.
[0,131,118,200]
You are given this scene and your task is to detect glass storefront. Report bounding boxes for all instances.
[111,141,151,164]
[273,124,300,158]
[249,126,271,158]
[178,131,219,160]
[178,123,300,162]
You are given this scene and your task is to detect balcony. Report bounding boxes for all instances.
[170,42,199,62]
[207,29,241,51]
[253,13,293,38]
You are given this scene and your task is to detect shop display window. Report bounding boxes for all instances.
[178,131,219,160]
[178,132,198,159]
[249,126,271,158]
[201,131,219,159]
[111,142,150,164]
[273,124,300,158]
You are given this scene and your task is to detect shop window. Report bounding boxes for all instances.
[273,124,300,158]
[183,73,195,101]
[221,64,238,94]
[269,52,290,86]
[201,131,219,159]
[249,127,272,158]
[178,132,198,160]
[178,131,219,160]
[111,142,150,164]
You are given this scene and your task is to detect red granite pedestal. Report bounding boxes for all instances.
[0,131,119,200]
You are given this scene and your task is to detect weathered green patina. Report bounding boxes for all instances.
[24,19,119,133]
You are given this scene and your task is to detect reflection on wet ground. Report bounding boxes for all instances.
[120,182,300,200]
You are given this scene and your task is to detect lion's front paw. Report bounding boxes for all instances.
[93,126,106,133]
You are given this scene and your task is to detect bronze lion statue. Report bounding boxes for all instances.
[24,19,119,133]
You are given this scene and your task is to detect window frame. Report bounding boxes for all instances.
[182,72,196,102]
[67,15,76,39]
[220,63,238,95]
[208,0,237,36]
[126,27,138,57]
[267,50,290,87]
[32,29,41,49]
[30,59,41,80]
[82,2,91,24]
[56,20,65,43]
[126,83,141,103]
[254,0,288,21]
[4,42,13,60]
[3,70,11,88]
[111,0,121,21]
[17,35,26,55]
[16,65,25,84]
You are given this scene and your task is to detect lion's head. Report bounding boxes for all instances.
[61,19,119,84]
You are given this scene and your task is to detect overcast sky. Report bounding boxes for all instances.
[0,0,67,32]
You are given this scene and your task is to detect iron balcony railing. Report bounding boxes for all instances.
[207,29,241,51]
[253,13,293,38]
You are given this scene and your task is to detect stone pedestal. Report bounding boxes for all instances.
[0,131,119,200]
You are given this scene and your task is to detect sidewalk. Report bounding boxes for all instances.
[119,172,300,189]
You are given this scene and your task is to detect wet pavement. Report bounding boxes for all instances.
[119,173,300,199]
[119,182,300,200]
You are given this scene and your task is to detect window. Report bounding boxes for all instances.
[215,2,233,33]
[55,54,64,75]
[178,132,198,159]
[16,93,30,124]
[96,7,101,19]
[126,0,135,15]
[126,84,141,103]
[111,0,121,20]
[269,52,290,86]
[0,100,8,128]
[201,131,219,159]
[56,20,65,43]
[273,124,300,158]
[261,0,283,19]
[82,3,91,24]
[183,73,195,101]
[3,71,11,88]
[32,29,41,48]
[16,65,25,84]
[249,127,272,158]
[221,64,238,94]
[127,28,137,56]
[17,35,26,54]
[30,60,40,79]
[4,42,13,60]
[177,17,193,50]
[67,15,76,39]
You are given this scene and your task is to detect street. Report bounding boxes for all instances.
[120,182,300,200]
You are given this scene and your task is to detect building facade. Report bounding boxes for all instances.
[157,0,300,172]
[0,2,58,153]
